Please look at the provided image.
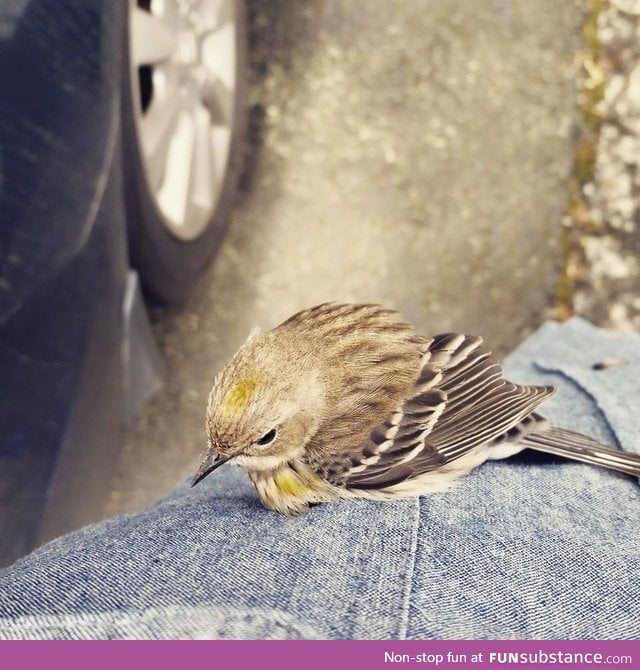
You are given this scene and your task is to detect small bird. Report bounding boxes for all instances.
[191,302,640,514]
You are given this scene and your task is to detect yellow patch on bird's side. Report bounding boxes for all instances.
[275,469,308,498]
[221,378,260,414]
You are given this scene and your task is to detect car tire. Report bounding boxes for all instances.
[122,0,246,303]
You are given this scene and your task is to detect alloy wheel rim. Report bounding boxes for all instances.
[129,0,236,241]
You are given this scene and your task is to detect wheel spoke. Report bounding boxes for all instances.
[191,105,216,211]
[156,110,196,228]
[201,22,236,91]
[183,106,217,233]
[130,7,176,66]
[139,85,183,190]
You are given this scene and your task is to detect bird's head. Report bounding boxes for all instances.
[191,329,324,486]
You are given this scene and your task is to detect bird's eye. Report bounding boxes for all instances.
[256,428,277,446]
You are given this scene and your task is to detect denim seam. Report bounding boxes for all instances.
[397,496,420,640]
[342,526,377,638]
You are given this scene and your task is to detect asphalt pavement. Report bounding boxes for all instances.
[105,0,583,519]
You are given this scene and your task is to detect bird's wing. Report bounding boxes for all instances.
[327,333,556,489]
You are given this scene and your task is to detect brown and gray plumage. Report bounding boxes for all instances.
[191,302,640,514]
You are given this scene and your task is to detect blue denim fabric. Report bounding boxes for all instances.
[0,318,638,639]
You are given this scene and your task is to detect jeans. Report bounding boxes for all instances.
[0,317,638,639]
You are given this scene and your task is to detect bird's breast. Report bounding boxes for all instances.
[247,462,338,514]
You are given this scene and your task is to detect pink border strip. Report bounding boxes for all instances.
[1,639,638,669]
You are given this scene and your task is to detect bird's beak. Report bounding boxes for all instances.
[191,451,231,487]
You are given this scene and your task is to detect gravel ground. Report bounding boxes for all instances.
[573,0,640,329]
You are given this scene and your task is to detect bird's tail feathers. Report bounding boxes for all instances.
[522,427,640,477]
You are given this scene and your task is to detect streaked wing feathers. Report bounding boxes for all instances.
[329,333,555,489]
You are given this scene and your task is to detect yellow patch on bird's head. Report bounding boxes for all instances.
[220,377,260,415]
